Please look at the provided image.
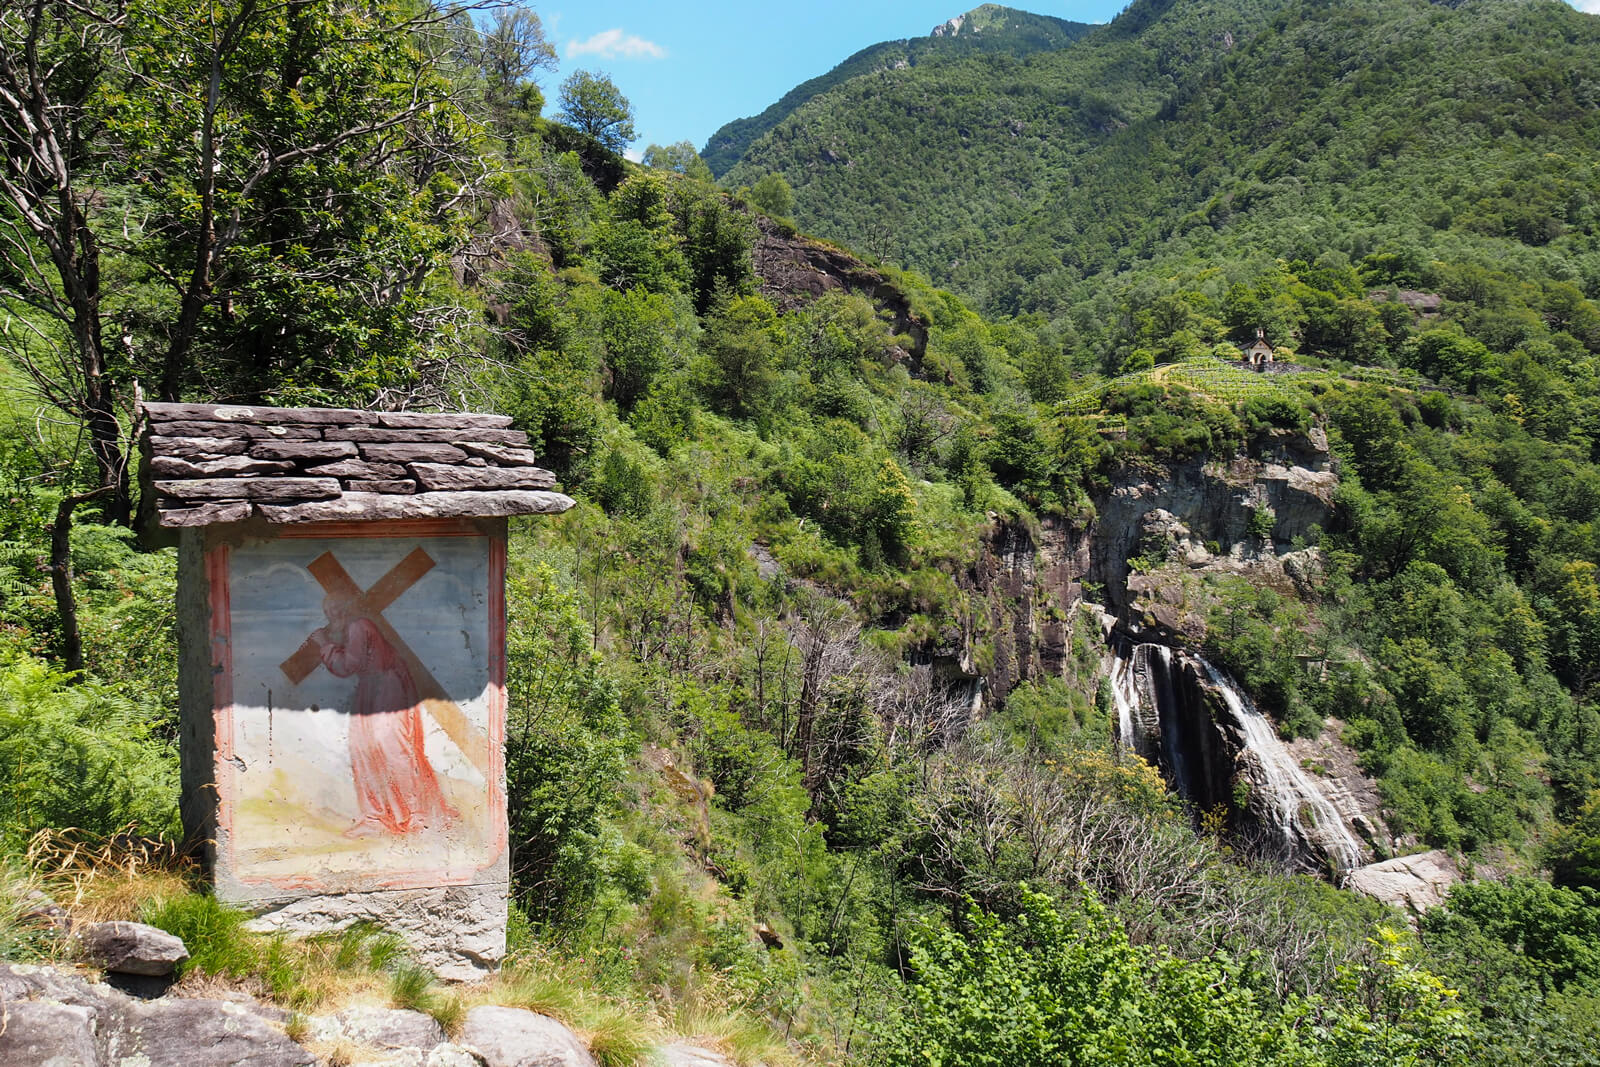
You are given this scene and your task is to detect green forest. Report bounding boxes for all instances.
[5,0,1600,1064]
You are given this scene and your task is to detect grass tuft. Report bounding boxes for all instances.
[671,999,794,1067]
[140,893,255,978]
[580,1001,656,1067]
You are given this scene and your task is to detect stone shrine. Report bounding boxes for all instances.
[140,402,573,978]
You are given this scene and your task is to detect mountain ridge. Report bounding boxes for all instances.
[699,3,1092,177]
[719,0,1600,319]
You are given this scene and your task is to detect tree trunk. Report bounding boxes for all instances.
[50,487,110,678]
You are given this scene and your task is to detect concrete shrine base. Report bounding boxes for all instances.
[244,883,506,982]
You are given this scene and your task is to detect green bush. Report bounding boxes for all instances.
[505,563,633,927]
[878,886,1311,1066]
[0,652,178,845]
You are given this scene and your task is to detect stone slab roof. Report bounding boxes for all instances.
[140,402,574,528]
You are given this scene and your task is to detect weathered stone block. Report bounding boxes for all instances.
[155,477,341,502]
[358,443,469,464]
[344,479,418,494]
[151,455,296,478]
[160,501,254,527]
[459,442,544,466]
[148,435,250,457]
[249,441,358,461]
[409,464,556,492]
[346,427,528,445]
[375,411,514,430]
[145,402,379,426]
[305,459,409,479]
[257,490,573,523]
[152,421,323,439]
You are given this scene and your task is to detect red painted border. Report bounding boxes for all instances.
[210,525,507,895]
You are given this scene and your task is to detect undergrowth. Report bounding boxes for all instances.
[2,827,801,1066]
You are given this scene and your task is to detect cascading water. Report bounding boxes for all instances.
[1109,648,1139,751]
[1110,640,1367,873]
[1197,660,1366,872]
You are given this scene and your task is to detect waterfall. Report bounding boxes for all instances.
[1195,660,1365,871]
[1109,647,1139,750]
[1110,640,1367,873]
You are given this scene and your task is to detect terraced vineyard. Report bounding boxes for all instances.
[1059,357,1308,414]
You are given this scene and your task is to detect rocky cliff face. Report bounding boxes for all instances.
[936,430,1391,873]
[750,217,929,363]
[949,428,1337,700]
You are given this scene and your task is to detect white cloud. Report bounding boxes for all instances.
[1570,0,1600,13]
[624,147,645,163]
[566,28,666,60]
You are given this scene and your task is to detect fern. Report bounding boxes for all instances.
[0,652,178,845]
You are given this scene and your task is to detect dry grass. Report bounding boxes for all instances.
[669,994,798,1067]
[26,827,192,925]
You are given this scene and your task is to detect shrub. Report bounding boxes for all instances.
[0,653,178,845]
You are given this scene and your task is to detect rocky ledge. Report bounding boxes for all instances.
[0,962,741,1067]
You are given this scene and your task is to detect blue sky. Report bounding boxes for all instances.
[535,1,1129,156]
[532,1,1600,158]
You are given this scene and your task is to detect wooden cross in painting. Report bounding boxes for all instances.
[278,547,489,776]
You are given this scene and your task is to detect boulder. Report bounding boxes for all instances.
[304,1006,446,1050]
[78,920,189,976]
[105,997,313,1067]
[659,1043,735,1066]
[1345,850,1461,915]
[458,1005,598,1067]
[0,1001,102,1067]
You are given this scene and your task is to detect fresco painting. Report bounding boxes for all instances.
[214,526,504,894]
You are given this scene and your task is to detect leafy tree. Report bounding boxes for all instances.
[0,0,494,521]
[696,293,782,420]
[556,69,636,153]
[642,141,712,182]
[747,172,794,220]
[478,5,556,96]
[1548,791,1600,892]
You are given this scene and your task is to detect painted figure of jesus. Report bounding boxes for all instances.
[311,593,456,836]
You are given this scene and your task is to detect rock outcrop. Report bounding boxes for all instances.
[941,428,1340,706]
[458,1005,598,1067]
[0,962,725,1067]
[750,217,929,363]
[0,963,312,1067]
[921,429,1397,874]
[1091,430,1338,632]
[1345,850,1462,916]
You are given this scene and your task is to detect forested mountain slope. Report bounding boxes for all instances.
[723,0,1600,318]
[701,4,1091,177]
